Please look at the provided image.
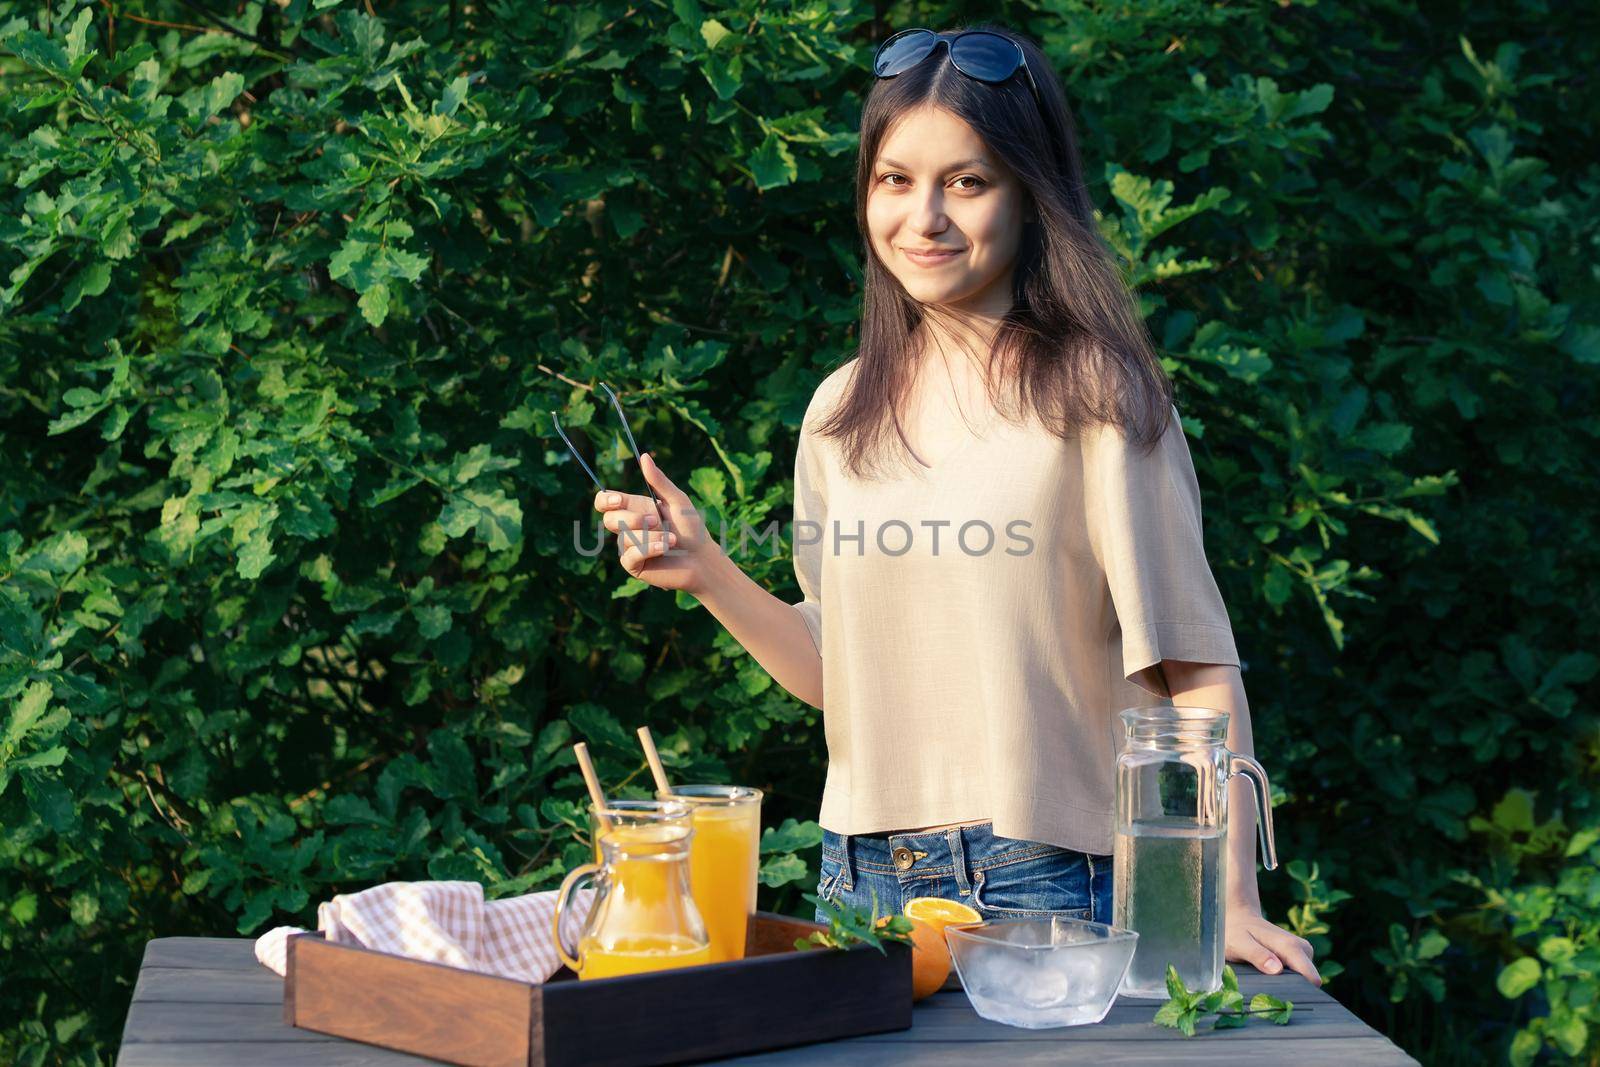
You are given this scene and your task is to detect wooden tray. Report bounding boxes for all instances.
[283,911,912,1067]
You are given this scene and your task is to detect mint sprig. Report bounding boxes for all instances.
[1152,964,1295,1035]
[795,891,915,954]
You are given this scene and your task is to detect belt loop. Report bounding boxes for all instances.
[841,833,856,891]
[948,828,972,896]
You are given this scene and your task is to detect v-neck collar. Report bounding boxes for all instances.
[902,409,1014,477]
[902,350,1005,474]
[907,425,984,473]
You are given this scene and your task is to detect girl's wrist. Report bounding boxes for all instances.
[689,541,737,602]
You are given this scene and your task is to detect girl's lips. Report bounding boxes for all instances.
[904,248,964,266]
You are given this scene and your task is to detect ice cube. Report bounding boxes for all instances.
[1020,956,1072,1008]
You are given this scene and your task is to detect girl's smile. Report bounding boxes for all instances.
[903,247,965,265]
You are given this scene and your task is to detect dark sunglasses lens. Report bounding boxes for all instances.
[875,29,938,76]
[949,32,1021,83]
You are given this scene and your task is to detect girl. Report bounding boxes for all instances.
[590,23,1317,984]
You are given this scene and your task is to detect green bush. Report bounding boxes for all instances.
[0,2,1594,1064]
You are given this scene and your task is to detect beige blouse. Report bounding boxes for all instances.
[789,358,1240,856]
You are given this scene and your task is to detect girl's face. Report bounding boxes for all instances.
[866,104,1029,316]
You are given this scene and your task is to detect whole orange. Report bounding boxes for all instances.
[904,917,951,1000]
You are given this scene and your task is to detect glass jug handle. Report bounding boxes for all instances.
[1227,753,1279,871]
[552,862,601,973]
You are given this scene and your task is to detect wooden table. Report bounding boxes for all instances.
[118,937,1417,1065]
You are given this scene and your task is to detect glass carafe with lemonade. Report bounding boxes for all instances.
[656,784,763,963]
[553,802,711,980]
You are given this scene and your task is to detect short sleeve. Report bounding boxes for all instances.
[790,422,825,655]
[1080,403,1239,697]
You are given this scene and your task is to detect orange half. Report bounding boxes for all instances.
[903,896,982,931]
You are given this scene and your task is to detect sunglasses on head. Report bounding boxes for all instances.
[872,28,1041,108]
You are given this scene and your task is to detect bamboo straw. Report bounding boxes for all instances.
[636,726,672,795]
[572,741,612,834]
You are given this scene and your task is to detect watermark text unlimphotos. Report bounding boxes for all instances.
[573,518,1037,558]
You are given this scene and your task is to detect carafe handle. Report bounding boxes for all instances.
[1227,753,1278,871]
[553,862,601,974]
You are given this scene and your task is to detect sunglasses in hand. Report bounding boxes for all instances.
[550,381,668,532]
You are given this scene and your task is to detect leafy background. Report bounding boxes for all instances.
[1,1,1595,1063]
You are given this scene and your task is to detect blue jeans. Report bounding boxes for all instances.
[815,823,1113,925]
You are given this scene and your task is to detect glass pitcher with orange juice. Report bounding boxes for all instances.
[656,784,762,964]
[553,815,711,980]
[585,798,694,862]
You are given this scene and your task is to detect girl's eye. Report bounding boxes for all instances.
[879,174,986,189]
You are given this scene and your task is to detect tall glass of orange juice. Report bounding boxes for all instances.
[655,784,762,963]
[553,815,711,980]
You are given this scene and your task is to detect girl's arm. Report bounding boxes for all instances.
[696,547,825,710]
[1163,659,1321,986]
[593,453,825,710]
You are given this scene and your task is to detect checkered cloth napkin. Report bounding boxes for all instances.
[254,880,594,983]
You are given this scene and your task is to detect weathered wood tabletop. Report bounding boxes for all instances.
[118,937,1417,1065]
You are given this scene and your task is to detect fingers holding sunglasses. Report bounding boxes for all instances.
[594,489,661,519]
[598,505,661,536]
[616,527,679,575]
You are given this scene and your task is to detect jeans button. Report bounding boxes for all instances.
[891,846,914,870]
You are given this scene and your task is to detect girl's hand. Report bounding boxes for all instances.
[1225,902,1321,986]
[592,452,719,595]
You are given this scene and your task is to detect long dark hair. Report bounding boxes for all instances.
[816,21,1174,480]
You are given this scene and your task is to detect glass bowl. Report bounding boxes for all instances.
[945,917,1139,1028]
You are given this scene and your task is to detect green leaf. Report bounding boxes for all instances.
[413,604,452,639]
[701,19,732,50]
[329,238,379,288]
[427,729,477,800]
[1559,322,1600,364]
[69,891,99,927]
[3,680,54,750]
[62,261,111,312]
[1548,1014,1589,1057]
[1508,1029,1541,1067]
[757,853,807,887]
[1152,1000,1186,1029]
[358,283,391,327]
[1415,929,1449,960]
[236,525,276,580]
[749,132,797,191]
[1565,828,1600,857]
[1497,957,1541,998]
[10,892,38,924]
[462,489,523,551]
[1347,422,1413,456]
[64,7,94,64]
[1537,936,1575,965]
[438,74,469,117]
[612,578,650,599]
[1165,963,1189,1003]
[24,531,88,575]
[438,495,480,537]
[703,50,743,100]
[760,818,823,854]
[189,71,245,119]
[1249,992,1294,1024]
[1492,789,1536,834]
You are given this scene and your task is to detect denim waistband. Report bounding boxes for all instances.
[822,822,1076,888]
